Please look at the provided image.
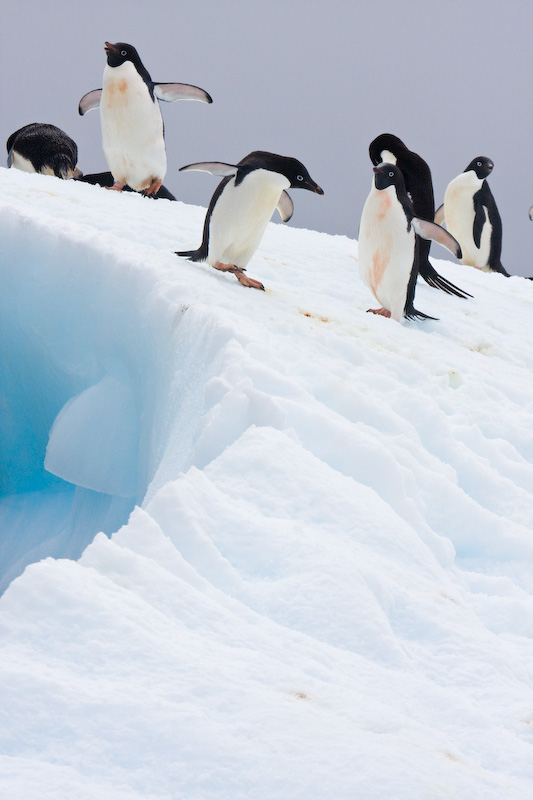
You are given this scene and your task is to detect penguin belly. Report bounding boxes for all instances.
[206,170,290,268]
[358,187,415,321]
[101,62,167,191]
[444,173,490,268]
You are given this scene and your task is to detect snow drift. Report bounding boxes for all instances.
[0,168,532,799]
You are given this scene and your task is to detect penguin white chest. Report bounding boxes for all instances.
[101,62,166,191]
[207,170,291,268]
[444,172,489,267]
[358,186,415,320]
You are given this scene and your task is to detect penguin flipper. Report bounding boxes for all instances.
[179,161,238,177]
[472,192,487,249]
[277,190,294,222]
[412,218,462,259]
[434,203,445,225]
[79,89,102,116]
[154,83,213,104]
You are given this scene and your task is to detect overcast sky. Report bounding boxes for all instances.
[1,0,531,276]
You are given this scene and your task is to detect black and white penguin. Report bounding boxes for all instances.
[369,133,470,298]
[79,42,212,194]
[358,163,462,321]
[438,157,509,276]
[6,123,79,179]
[75,171,176,200]
[176,151,323,290]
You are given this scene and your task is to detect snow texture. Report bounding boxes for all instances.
[0,167,532,799]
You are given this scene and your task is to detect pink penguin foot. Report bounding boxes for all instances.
[213,262,265,291]
[366,307,391,317]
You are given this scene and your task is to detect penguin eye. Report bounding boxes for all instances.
[121,50,127,56]
[477,161,482,166]
[297,175,304,181]
[388,171,394,177]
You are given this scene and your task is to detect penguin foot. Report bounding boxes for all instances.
[106,181,125,192]
[144,178,163,196]
[213,262,265,291]
[367,307,391,317]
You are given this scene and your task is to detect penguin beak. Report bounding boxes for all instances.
[104,42,118,55]
[312,184,324,195]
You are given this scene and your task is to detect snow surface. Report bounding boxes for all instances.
[0,167,532,799]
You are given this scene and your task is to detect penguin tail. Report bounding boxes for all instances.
[490,261,510,277]
[175,249,204,262]
[418,259,472,299]
[404,304,438,322]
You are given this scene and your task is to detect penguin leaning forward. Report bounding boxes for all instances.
[369,133,471,299]
[176,151,324,290]
[79,42,212,195]
[358,163,462,322]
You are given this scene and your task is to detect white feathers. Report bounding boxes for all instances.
[206,169,291,268]
[100,61,166,192]
[358,183,415,321]
[443,171,490,267]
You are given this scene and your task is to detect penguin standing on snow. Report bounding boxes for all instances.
[79,42,212,195]
[369,133,470,298]
[176,151,324,290]
[6,123,79,179]
[358,163,462,321]
[437,157,509,275]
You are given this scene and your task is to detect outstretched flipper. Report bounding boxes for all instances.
[412,218,463,259]
[277,190,294,222]
[154,83,213,104]
[179,161,238,177]
[78,89,102,116]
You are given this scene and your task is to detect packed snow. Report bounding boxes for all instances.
[0,167,532,799]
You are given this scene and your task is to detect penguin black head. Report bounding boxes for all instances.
[104,42,143,69]
[369,133,408,166]
[372,162,406,193]
[240,151,324,194]
[465,156,494,180]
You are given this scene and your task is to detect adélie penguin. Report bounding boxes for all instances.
[358,163,462,321]
[437,156,509,276]
[369,133,471,298]
[176,151,324,290]
[6,123,79,179]
[79,42,212,195]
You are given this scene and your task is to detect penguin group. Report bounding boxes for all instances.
[5,41,519,318]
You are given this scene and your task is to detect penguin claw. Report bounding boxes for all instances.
[143,178,163,196]
[106,182,125,192]
[366,307,391,317]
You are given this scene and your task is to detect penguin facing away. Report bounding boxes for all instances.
[6,123,79,179]
[79,42,212,195]
[358,163,462,322]
[176,151,324,290]
[438,156,509,276]
[369,133,471,299]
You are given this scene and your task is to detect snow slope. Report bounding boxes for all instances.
[0,167,532,798]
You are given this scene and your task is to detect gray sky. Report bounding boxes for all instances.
[1,0,531,276]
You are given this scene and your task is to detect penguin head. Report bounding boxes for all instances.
[465,156,494,180]
[369,133,407,166]
[241,152,323,194]
[372,162,406,193]
[104,42,142,69]
[283,158,324,194]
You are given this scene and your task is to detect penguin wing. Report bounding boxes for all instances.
[79,89,102,116]
[179,161,238,177]
[434,204,445,225]
[154,83,213,104]
[276,191,294,222]
[412,218,462,259]
[472,190,487,248]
